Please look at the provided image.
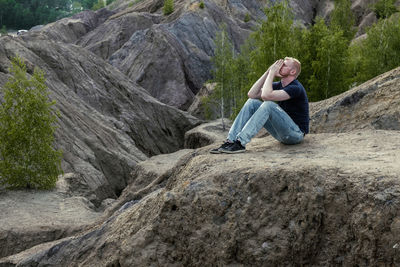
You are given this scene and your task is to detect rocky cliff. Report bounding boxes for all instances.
[24,0,383,110]
[1,66,399,266]
[0,34,200,205]
[0,0,398,265]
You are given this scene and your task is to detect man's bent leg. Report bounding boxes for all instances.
[235,101,277,146]
[227,98,262,141]
[263,103,304,145]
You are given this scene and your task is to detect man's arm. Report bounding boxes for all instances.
[247,67,270,99]
[261,60,290,102]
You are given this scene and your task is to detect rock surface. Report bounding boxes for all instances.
[19,0,384,110]
[184,119,230,149]
[0,35,200,204]
[0,1,398,265]
[310,66,400,133]
[2,129,400,266]
[0,174,101,259]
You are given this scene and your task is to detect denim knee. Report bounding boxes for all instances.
[260,101,276,111]
[245,98,262,106]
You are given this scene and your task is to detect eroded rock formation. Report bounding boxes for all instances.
[0,35,200,205]
[2,128,400,266]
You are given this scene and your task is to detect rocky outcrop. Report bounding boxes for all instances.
[107,0,257,109]
[21,0,383,110]
[0,35,200,204]
[77,11,161,60]
[0,173,102,259]
[310,66,400,133]
[2,129,400,266]
[184,119,230,148]
[24,9,115,44]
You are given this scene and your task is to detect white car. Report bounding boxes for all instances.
[17,30,28,35]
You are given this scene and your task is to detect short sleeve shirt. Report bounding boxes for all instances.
[273,80,309,134]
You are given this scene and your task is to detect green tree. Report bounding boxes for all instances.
[354,16,400,83]
[373,0,398,19]
[209,26,234,130]
[92,0,105,10]
[308,26,349,100]
[163,0,174,15]
[249,0,299,82]
[330,0,356,41]
[71,1,83,14]
[297,17,328,93]
[230,39,252,117]
[0,56,63,189]
[0,25,6,34]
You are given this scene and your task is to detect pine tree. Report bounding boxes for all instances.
[330,0,356,41]
[354,16,400,83]
[373,0,398,19]
[298,17,329,96]
[163,0,174,15]
[309,27,349,100]
[0,56,63,189]
[230,39,252,118]
[209,26,234,130]
[249,0,298,81]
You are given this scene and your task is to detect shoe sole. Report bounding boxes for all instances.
[210,150,222,154]
[220,149,245,154]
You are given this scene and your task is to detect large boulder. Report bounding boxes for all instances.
[2,130,400,266]
[0,35,200,204]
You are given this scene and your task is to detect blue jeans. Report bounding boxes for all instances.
[227,99,304,146]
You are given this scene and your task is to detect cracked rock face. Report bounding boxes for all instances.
[0,35,200,204]
[24,0,380,111]
[2,130,400,266]
[310,67,400,133]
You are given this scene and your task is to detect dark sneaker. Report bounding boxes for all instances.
[210,141,233,154]
[220,140,245,154]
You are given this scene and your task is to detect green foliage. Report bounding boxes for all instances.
[92,0,104,10]
[309,24,349,100]
[249,0,299,82]
[330,0,356,41]
[199,1,205,9]
[244,13,251,22]
[163,0,174,15]
[71,1,83,14]
[297,17,350,101]
[0,25,6,34]
[0,56,63,189]
[0,0,73,30]
[373,0,398,19]
[351,16,400,83]
[209,25,234,129]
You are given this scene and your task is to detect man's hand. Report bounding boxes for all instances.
[269,59,284,78]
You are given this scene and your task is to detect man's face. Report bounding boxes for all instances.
[279,59,293,77]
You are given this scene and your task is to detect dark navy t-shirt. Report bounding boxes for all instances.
[273,80,309,134]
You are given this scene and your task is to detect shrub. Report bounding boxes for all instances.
[0,26,7,35]
[373,0,398,19]
[92,0,104,10]
[163,0,174,15]
[0,56,63,189]
[199,1,205,9]
[244,13,251,22]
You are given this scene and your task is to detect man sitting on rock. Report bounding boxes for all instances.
[211,57,309,154]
